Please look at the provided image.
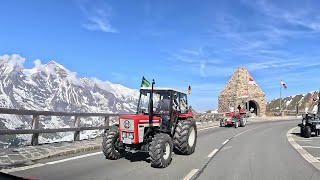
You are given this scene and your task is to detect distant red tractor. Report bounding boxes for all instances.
[102,80,197,168]
[220,108,247,128]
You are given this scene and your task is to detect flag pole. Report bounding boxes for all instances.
[280,80,282,114]
[246,71,249,112]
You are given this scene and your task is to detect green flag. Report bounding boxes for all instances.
[141,76,150,87]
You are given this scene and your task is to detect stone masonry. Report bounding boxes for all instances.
[218,67,266,116]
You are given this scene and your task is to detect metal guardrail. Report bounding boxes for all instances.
[0,108,131,146]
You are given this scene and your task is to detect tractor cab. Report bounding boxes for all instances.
[137,87,191,115]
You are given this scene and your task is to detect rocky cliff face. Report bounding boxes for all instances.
[0,54,139,148]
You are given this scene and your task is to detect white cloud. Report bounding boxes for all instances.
[200,63,206,77]
[245,60,301,71]
[243,0,320,32]
[79,0,117,33]
[0,54,25,67]
[66,71,84,87]
[33,59,46,72]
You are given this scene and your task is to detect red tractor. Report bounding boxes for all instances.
[102,80,197,168]
[220,108,247,128]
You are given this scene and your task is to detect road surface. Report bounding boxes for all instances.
[9,120,320,180]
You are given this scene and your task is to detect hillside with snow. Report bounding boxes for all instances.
[0,54,139,148]
[267,90,319,113]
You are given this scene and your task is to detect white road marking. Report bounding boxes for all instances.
[46,152,103,165]
[295,139,313,142]
[183,169,199,180]
[288,138,294,142]
[208,149,218,158]
[1,163,46,173]
[198,126,217,131]
[222,139,229,145]
[301,146,320,149]
[0,152,103,173]
[233,129,253,137]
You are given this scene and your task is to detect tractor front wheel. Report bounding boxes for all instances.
[220,119,224,127]
[174,119,197,155]
[234,120,239,128]
[149,133,173,168]
[102,126,124,160]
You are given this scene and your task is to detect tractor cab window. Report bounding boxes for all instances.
[180,93,188,113]
[137,90,171,114]
[173,92,180,111]
[138,91,151,113]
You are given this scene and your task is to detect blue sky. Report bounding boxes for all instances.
[1,0,320,112]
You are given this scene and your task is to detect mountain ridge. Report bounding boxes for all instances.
[0,54,139,148]
[267,90,319,113]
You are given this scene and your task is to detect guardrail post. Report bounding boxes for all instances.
[104,116,109,127]
[31,115,39,146]
[74,116,80,141]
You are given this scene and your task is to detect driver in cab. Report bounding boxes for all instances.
[157,94,171,113]
[157,93,179,113]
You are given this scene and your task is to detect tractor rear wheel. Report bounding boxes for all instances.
[300,126,304,137]
[240,117,246,127]
[102,126,123,160]
[303,126,312,138]
[173,119,197,155]
[149,133,173,168]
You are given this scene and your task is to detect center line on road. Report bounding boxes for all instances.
[222,139,229,145]
[183,169,199,180]
[208,149,218,158]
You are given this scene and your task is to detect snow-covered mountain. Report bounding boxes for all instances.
[0,54,139,148]
[267,90,319,113]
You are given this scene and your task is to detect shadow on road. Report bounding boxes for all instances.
[291,132,318,138]
[123,152,151,163]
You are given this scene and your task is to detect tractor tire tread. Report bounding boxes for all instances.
[102,126,122,160]
[149,133,172,168]
[173,119,197,155]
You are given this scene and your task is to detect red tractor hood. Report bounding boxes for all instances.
[119,114,161,121]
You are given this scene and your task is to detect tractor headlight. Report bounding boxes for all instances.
[122,132,127,138]
[128,133,134,140]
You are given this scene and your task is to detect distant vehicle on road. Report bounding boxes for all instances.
[220,108,247,128]
[101,80,197,168]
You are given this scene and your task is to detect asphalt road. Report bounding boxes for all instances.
[9,120,320,180]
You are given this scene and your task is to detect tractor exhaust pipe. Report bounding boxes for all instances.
[149,79,155,127]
